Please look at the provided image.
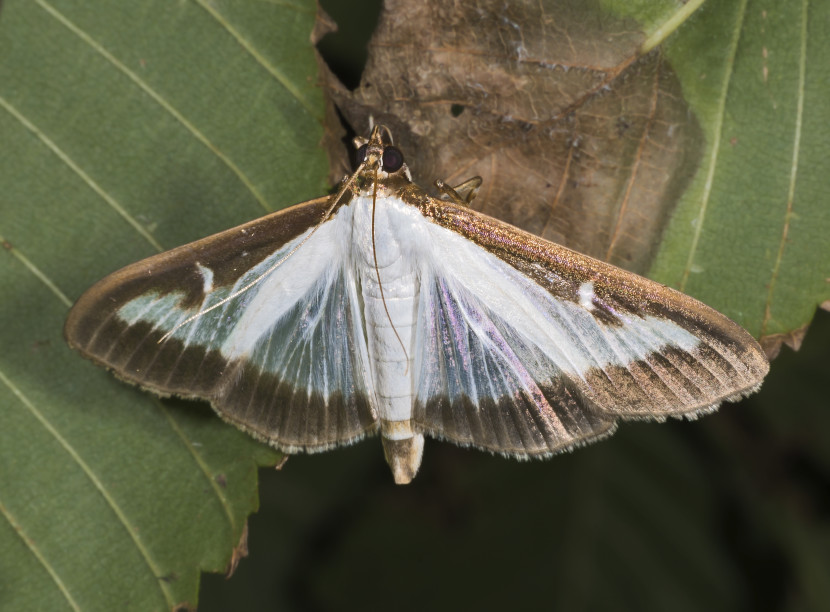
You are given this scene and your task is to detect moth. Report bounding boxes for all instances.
[65,126,769,484]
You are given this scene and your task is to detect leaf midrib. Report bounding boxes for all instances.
[679,0,749,292]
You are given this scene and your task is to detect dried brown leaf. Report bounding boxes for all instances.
[318,0,702,274]
[760,324,810,360]
[224,522,250,578]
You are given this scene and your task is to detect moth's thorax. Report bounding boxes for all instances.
[351,193,424,269]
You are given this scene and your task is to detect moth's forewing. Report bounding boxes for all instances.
[65,196,378,451]
[411,194,768,442]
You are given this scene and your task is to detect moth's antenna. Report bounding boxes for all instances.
[377,124,394,144]
[370,163,409,372]
[158,163,366,343]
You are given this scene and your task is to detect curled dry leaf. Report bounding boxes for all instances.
[316,0,703,274]
[225,522,250,578]
[760,325,810,360]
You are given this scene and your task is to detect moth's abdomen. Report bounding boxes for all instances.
[361,256,422,484]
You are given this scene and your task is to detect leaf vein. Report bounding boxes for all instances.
[158,401,238,532]
[761,0,807,336]
[0,368,175,609]
[641,0,707,54]
[605,51,663,262]
[0,232,72,307]
[0,500,82,612]
[191,0,321,120]
[34,0,272,214]
[680,0,749,291]
[0,95,164,252]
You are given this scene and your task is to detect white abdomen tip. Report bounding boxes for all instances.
[382,433,425,484]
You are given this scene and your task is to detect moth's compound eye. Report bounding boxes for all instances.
[382,146,404,172]
[354,143,368,168]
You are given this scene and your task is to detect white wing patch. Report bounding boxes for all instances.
[115,214,374,403]
[579,281,595,311]
[413,220,701,407]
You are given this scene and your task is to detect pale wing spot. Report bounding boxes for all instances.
[579,281,595,311]
[195,262,214,294]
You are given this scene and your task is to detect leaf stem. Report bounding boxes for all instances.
[641,0,707,53]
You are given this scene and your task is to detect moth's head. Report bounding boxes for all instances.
[352,125,412,184]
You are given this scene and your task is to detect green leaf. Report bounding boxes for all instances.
[650,0,830,341]
[0,0,324,609]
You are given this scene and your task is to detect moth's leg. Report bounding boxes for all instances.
[435,176,482,206]
[452,176,482,204]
